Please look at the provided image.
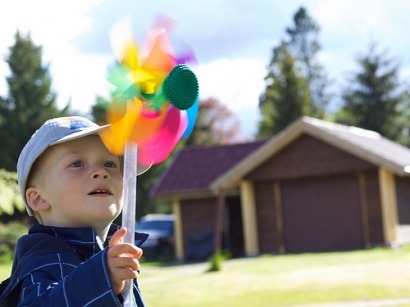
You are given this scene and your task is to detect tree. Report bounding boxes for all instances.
[285,6,331,117]
[91,96,111,125]
[184,97,241,146]
[0,32,69,171]
[335,44,409,142]
[0,169,24,216]
[257,43,310,138]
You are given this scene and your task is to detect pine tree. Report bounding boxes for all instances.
[0,32,69,171]
[91,96,111,125]
[285,6,331,118]
[335,44,408,142]
[257,44,310,138]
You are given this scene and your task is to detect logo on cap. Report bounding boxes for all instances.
[57,117,93,130]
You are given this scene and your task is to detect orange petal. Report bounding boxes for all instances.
[130,105,168,143]
[100,101,142,155]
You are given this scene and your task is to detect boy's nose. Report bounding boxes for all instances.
[92,168,110,179]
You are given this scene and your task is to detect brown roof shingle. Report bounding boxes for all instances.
[150,140,266,199]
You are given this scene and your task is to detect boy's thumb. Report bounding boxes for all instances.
[109,227,127,247]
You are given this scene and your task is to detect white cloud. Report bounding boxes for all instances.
[192,58,266,139]
[193,58,266,111]
[51,52,112,113]
[0,0,104,111]
[3,0,410,138]
[0,0,100,47]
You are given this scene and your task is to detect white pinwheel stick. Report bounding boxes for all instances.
[108,16,137,306]
[121,141,137,306]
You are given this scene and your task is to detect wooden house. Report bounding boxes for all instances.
[150,117,410,261]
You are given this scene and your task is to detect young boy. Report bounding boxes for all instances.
[0,116,148,306]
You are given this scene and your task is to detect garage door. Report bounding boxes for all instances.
[281,174,364,253]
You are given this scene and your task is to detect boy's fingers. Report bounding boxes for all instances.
[109,243,143,258]
[114,267,140,281]
[109,227,127,248]
[111,257,141,271]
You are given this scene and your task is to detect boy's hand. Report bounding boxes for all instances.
[107,227,143,295]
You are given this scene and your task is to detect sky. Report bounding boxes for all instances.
[2,0,410,139]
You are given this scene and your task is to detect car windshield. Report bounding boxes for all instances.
[136,220,173,232]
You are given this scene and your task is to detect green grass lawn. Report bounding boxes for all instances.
[140,247,410,306]
[2,247,410,306]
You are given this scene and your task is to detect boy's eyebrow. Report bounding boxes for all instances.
[50,148,87,163]
[61,149,120,161]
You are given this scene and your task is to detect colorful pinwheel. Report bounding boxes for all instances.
[101,16,199,306]
[100,19,199,165]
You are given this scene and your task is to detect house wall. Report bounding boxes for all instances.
[243,134,385,253]
[395,176,410,224]
[394,176,410,244]
[180,197,217,259]
[359,170,384,245]
[254,180,281,254]
[246,134,376,181]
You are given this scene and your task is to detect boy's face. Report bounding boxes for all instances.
[28,135,123,230]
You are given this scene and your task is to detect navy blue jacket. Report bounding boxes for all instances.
[0,224,148,306]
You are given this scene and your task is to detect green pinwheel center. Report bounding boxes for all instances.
[164,64,199,110]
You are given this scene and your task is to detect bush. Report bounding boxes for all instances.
[0,222,28,262]
[0,169,25,215]
[206,251,229,272]
[0,244,12,264]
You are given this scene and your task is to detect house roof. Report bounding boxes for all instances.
[150,140,266,199]
[211,116,410,191]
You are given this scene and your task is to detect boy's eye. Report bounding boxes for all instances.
[104,161,117,168]
[70,161,84,168]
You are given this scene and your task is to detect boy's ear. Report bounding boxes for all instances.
[26,187,51,212]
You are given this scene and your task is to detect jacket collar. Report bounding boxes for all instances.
[29,224,148,260]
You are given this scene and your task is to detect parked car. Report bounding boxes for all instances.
[136,214,175,259]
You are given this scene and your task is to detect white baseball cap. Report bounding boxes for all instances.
[17,116,107,216]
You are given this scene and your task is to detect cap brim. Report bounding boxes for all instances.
[50,124,109,146]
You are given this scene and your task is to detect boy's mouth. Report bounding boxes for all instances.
[89,187,112,195]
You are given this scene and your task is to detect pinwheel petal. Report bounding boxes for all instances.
[104,17,198,163]
[100,101,141,155]
[138,107,187,165]
[182,97,199,139]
